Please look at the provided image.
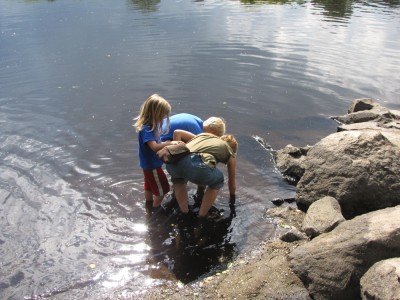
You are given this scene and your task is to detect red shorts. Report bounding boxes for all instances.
[143,167,170,196]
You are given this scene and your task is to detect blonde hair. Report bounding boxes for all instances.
[203,117,226,137]
[134,94,171,138]
[221,134,238,153]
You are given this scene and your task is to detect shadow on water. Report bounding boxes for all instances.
[144,194,237,283]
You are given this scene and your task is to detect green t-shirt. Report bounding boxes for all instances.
[186,133,235,168]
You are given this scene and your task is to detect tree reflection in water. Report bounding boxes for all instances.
[128,0,160,12]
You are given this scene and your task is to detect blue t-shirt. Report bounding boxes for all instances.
[138,124,163,170]
[160,113,203,142]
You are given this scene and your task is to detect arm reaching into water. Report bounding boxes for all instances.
[173,129,195,142]
[220,134,238,197]
[227,156,236,196]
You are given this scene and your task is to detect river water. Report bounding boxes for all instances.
[1,0,399,299]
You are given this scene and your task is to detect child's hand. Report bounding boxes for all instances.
[170,141,184,145]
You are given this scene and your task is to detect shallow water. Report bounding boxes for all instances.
[1,0,400,299]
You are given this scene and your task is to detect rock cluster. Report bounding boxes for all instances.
[273,98,400,300]
[141,99,400,300]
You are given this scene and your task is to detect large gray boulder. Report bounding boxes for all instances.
[302,196,345,238]
[289,205,400,300]
[296,129,400,218]
[360,258,400,300]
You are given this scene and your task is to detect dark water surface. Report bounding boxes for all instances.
[1,0,400,299]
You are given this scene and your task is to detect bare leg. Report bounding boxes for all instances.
[198,188,219,217]
[153,195,164,207]
[193,185,206,207]
[196,185,206,195]
[145,190,153,203]
[145,190,164,207]
[173,183,189,213]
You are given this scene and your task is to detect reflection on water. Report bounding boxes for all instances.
[1,0,400,299]
[128,0,160,12]
[312,0,354,19]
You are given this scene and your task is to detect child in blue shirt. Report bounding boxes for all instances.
[160,113,203,142]
[161,114,226,141]
[134,94,179,209]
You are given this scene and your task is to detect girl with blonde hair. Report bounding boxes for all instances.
[134,94,177,209]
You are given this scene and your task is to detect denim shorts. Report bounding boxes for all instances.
[166,153,224,190]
